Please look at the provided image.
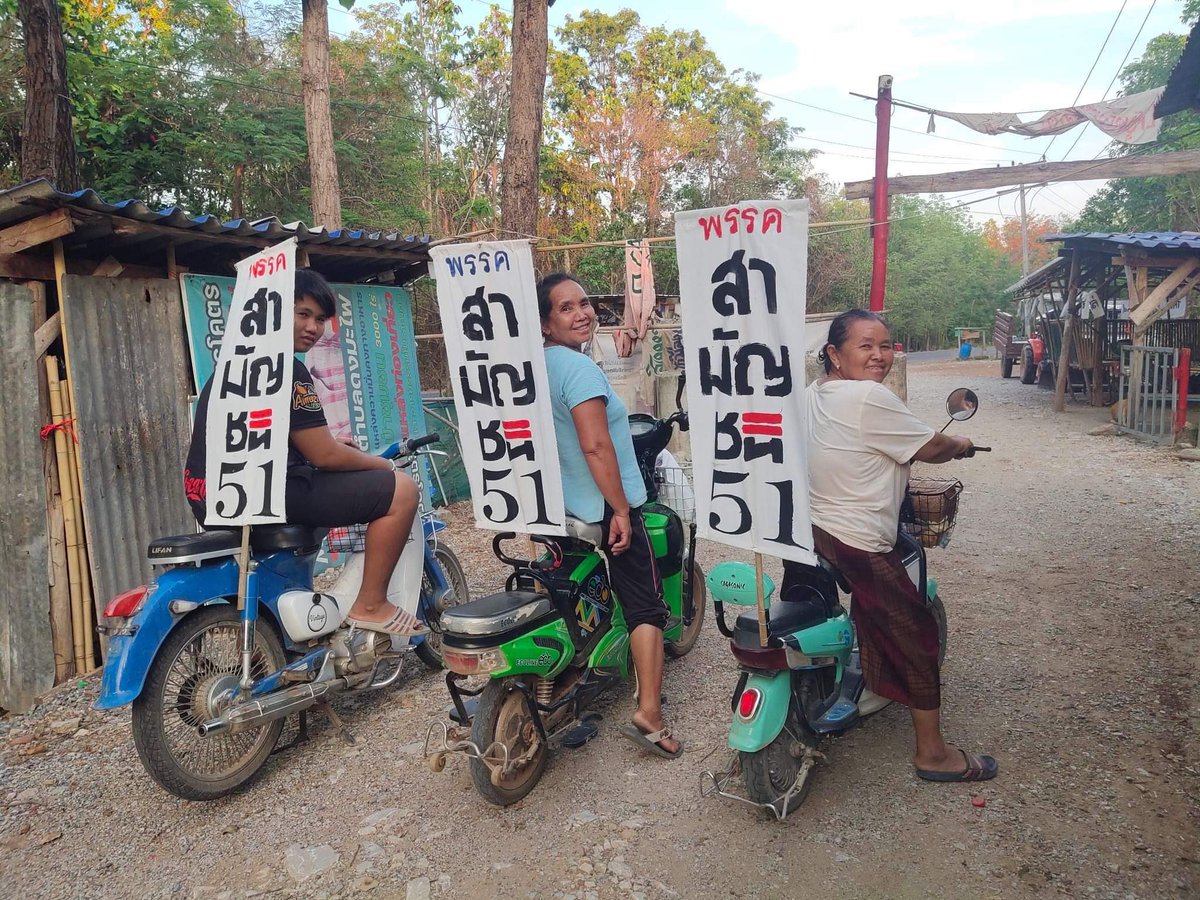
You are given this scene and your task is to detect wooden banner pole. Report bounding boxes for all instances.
[754,552,769,648]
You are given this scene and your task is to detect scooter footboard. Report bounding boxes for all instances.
[728,670,791,753]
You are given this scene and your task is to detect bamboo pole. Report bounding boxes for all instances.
[60,372,96,671]
[46,358,86,674]
[532,220,866,254]
[754,552,769,648]
[47,495,71,680]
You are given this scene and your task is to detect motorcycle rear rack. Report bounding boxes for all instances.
[699,748,823,821]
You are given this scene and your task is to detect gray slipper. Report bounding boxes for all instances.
[619,724,683,759]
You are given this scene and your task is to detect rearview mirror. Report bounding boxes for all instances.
[946,388,979,421]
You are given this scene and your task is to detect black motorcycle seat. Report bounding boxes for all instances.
[147,525,328,563]
[733,598,828,648]
[440,590,554,637]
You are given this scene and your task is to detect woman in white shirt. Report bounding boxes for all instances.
[807,309,997,783]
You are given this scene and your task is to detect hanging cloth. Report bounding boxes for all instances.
[616,239,657,358]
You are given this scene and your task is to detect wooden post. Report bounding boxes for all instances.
[754,552,768,648]
[868,74,893,313]
[46,358,85,674]
[1053,251,1081,412]
[59,372,96,670]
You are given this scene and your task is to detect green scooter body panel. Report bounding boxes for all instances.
[488,620,575,679]
[728,670,791,752]
[794,613,854,659]
[926,575,937,601]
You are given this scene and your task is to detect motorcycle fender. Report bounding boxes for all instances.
[728,670,791,753]
[94,560,240,710]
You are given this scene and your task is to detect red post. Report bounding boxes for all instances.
[1176,348,1191,438]
[868,74,893,313]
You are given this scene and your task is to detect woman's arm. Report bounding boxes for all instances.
[290,426,393,472]
[911,432,972,464]
[571,397,633,554]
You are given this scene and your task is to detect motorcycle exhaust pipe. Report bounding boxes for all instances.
[197,680,343,737]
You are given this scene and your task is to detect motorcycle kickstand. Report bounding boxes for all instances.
[317,700,358,746]
[271,710,311,755]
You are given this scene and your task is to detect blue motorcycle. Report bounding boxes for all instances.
[95,433,469,800]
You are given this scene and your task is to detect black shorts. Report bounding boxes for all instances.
[601,504,668,632]
[284,467,396,527]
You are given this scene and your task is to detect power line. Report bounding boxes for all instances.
[1043,0,1130,159]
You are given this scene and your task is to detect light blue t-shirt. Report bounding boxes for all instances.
[544,345,648,524]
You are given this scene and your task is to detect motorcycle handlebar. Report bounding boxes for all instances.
[965,445,991,457]
[492,533,562,571]
[379,432,441,460]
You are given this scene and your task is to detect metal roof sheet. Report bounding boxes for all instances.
[1005,255,1066,294]
[0,178,433,253]
[1045,231,1200,251]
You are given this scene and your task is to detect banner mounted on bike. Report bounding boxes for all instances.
[430,240,566,536]
[203,238,297,526]
[675,201,817,566]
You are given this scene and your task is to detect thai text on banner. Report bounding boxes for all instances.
[675,201,816,565]
[430,240,566,535]
[204,238,296,525]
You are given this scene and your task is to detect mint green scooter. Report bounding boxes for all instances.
[700,388,984,818]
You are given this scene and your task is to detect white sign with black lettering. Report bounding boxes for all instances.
[430,241,566,535]
[204,238,297,525]
[675,201,816,565]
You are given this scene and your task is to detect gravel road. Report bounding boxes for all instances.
[2,356,1197,899]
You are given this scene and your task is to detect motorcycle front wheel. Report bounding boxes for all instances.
[131,604,286,801]
[415,544,471,670]
[470,680,548,806]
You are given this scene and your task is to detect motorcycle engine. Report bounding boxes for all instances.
[328,629,387,676]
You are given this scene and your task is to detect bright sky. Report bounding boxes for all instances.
[329,0,1191,227]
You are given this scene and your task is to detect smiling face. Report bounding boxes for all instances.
[826,317,894,383]
[293,294,329,353]
[541,278,596,351]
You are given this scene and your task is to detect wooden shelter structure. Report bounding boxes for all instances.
[0,178,433,713]
[1006,232,1199,434]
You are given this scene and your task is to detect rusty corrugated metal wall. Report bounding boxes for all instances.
[0,282,54,712]
[61,276,194,617]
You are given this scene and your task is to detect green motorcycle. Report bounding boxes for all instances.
[425,406,704,806]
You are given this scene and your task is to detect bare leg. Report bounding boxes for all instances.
[628,623,680,754]
[347,472,418,623]
[910,707,967,773]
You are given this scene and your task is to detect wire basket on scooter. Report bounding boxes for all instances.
[899,477,963,549]
[655,464,695,524]
[327,523,368,554]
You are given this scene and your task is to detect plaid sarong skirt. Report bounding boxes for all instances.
[813,526,941,710]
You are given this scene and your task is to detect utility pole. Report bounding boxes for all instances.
[500,0,551,243]
[868,75,893,313]
[1019,185,1030,276]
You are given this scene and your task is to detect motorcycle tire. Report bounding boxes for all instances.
[470,680,548,807]
[1020,345,1037,384]
[741,691,820,815]
[415,545,471,671]
[665,562,706,659]
[930,593,948,665]
[131,604,286,801]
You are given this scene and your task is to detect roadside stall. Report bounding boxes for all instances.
[0,179,433,713]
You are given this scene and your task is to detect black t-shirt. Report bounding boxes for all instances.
[184,357,327,517]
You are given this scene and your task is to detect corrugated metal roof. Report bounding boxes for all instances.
[1006,255,1066,294]
[0,178,432,252]
[1045,231,1200,251]
[0,179,434,284]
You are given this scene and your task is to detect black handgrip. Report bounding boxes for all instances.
[492,533,563,570]
[965,446,991,457]
[405,432,441,453]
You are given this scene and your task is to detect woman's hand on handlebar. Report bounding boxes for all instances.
[608,511,633,555]
[952,435,974,459]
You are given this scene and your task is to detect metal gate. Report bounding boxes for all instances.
[1116,346,1184,442]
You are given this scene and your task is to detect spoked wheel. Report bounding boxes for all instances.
[665,562,706,658]
[470,680,547,806]
[415,544,471,670]
[132,605,286,800]
[929,593,948,665]
[741,702,820,815]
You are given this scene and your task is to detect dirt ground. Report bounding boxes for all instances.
[1,356,1197,900]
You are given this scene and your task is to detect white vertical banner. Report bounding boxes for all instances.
[204,238,297,525]
[675,201,815,565]
[429,240,566,535]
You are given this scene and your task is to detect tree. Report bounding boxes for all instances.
[501,0,549,241]
[301,0,343,228]
[18,0,78,189]
[982,214,1064,272]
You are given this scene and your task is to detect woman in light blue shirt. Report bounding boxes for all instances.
[538,272,681,759]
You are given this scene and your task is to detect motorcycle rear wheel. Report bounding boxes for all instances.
[665,562,706,658]
[470,680,548,806]
[132,604,286,801]
[741,695,819,814]
[415,545,471,670]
